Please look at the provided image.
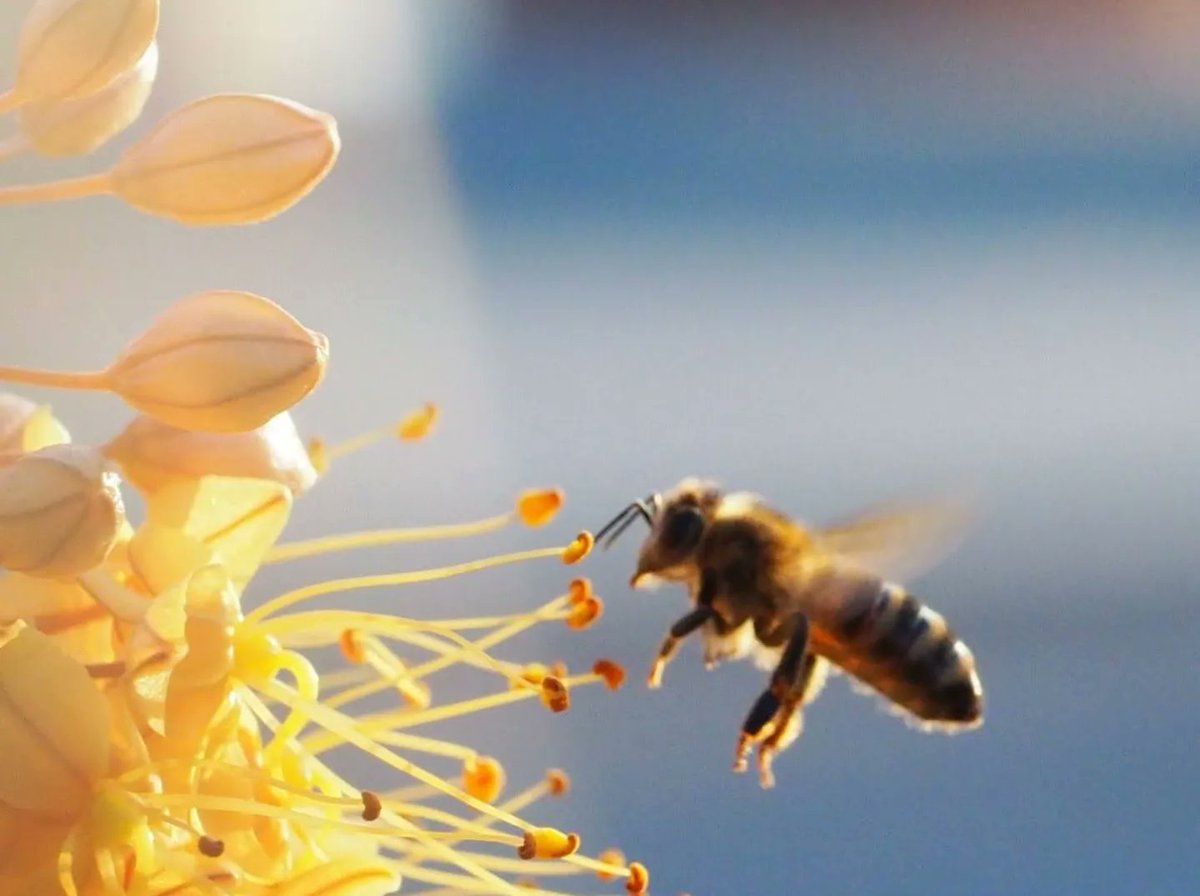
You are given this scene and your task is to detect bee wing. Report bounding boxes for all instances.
[813,494,978,583]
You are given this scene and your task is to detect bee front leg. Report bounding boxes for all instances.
[734,613,811,788]
[649,569,718,688]
[648,605,714,688]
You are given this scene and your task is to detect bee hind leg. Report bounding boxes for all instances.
[735,613,812,788]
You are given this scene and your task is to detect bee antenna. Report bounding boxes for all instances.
[595,495,658,550]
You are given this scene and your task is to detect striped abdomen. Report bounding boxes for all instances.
[810,577,983,728]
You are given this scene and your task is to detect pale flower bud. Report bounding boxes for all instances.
[0,445,124,578]
[104,290,329,433]
[105,410,318,495]
[0,392,70,453]
[19,41,158,157]
[110,93,340,225]
[15,0,159,103]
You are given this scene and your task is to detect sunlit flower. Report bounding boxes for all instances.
[0,3,653,892]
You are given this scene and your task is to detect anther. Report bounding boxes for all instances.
[463,756,506,804]
[592,659,626,691]
[539,676,570,713]
[517,488,564,527]
[397,402,438,441]
[545,768,570,796]
[565,596,603,630]
[517,827,580,860]
[626,861,650,894]
[197,836,225,858]
[338,628,365,664]
[562,530,594,564]
[360,790,382,821]
[567,576,592,604]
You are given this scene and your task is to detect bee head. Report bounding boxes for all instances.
[595,478,721,589]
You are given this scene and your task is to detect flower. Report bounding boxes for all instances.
[0,4,654,892]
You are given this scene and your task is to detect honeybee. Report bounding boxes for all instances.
[596,478,984,788]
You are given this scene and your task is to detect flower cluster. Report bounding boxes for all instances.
[0,2,648,895]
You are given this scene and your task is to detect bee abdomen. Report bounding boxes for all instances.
[837,582,983,726]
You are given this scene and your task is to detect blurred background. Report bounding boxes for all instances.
[1,2,1197,893]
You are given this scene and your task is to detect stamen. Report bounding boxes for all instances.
[247,545,569,622]
[591,659,626,691]
[361,790,382,821]
[518,828,580,860]
[539,677,570,713]
[255,676,534,831]
[626,861,650,894]
[197,835,225,858]
[561,532,593,565]
[463,755,506,803]
[265,511,513,564]
[516,488,564,527]
[564,596,603,630]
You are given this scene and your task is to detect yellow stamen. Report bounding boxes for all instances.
[463,755,506,804]
[398,402,438,440]
[360,790,382,821]
[246,545,568,622]
[265,511,513,564]
[561,531,593,564]
[518,828,580,860]
[516,488,564,527]
[592,659,627,691]
[318,402,439,463]
[256,676,534,830]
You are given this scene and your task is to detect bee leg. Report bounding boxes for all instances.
[734,613,810,784]
[757,653,819,789]
[648,605,714,688]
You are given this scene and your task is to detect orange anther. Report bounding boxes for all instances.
[550,660,569,678]
[517,488,564,527]
[539,676,570,713]
[463,756,506,804]
[397,402,438,441]
[360,790,382,821]
[562,530,594,564]
[545,768,570,796]
[592,659,626,691]
[626,861,650,894]
[338,629,365,664]
[518,827,580,860]
[197,836,225,858]
[567,576,593,604]
[596,848,626,882]
[566,596,603,630]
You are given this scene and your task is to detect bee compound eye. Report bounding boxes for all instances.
[663,505,705,550]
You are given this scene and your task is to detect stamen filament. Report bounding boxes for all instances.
[265,513,513,563]
[255,677,533,831]
[247,546,567,622]
[259,610,518,682]
[0,171,115,207]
